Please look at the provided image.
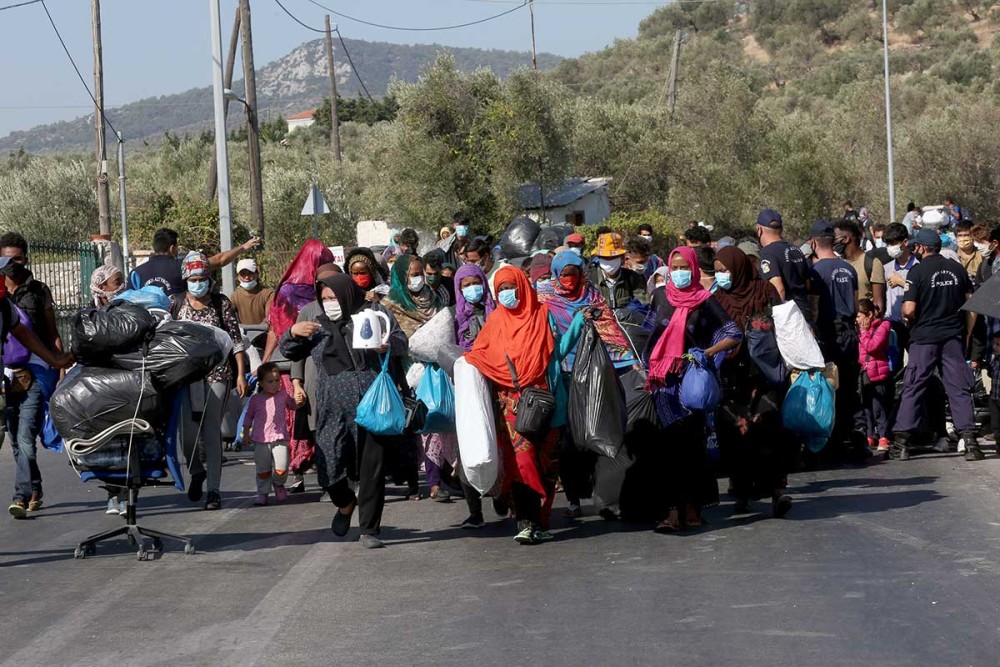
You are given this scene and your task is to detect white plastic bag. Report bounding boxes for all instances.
[772,301,825,371]
[406,361,426,391]
[408,307,456,364]
[454,356,498,494]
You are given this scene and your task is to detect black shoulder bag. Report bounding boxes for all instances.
[505,355,556,438]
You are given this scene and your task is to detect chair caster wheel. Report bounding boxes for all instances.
[151,537,163,552]
[184,543,196,556]
[136,549,152,561]
[74,546,86,559]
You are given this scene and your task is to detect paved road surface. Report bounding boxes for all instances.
[1,445,999,666]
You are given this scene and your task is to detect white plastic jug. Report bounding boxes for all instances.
[351,310,392,350]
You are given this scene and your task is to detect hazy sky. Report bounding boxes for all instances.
[0,0,664,137]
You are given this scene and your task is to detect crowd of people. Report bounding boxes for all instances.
[2,197,997,549]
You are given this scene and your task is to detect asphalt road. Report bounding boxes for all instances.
[1,443,999,666]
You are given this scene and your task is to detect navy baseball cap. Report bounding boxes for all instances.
[756,209,783,229]
[912,228,942,249]
[809,220,835,239]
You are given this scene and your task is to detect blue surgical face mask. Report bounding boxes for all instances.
[462,284,484,304]
[715,271,732,290]
[187,279,210,297]
[455,225,469,238]
[670,269,692,289]
[498,288,519,309]
[239,279,258,291]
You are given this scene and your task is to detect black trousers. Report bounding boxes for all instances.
[327,431,386,536]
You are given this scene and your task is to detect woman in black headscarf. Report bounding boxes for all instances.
[280,274,408,549]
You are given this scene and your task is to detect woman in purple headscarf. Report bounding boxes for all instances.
[452,262,498,528]
[453,263,496,352]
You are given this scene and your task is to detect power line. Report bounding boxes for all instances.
[38,0,118,137]
[271,0,377,102]
[306,0,528,32]
[334,27,375,102]
[0,0,42,12]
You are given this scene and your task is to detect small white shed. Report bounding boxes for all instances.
[516,177,612,226]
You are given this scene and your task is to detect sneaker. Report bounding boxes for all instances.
[27,493,43,512]
[563,503,582,519]
[957,438,966,453]
[934,437,953,453]
[460,514,485,529]
[772,495,793,519]
[331,505,354,537]
[118,499,127,516]
[889,442,910,461]
[514,526,535,545]
[106,497,121,515]
[253,494,268,506]
[204,490,222,511]
[273,485,288,503]
[187,472,206,502]
[964,438,986,461]
[359,534,385,549]
[867,436,876,448]
[877,438,891,453]
[287,477,306,494]
[8,500,26,520]
[533,528,554,542]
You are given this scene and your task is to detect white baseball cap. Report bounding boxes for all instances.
[236,258,258,274]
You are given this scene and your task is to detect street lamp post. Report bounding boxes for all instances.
[881,0,896,222]
[210,0,235,295]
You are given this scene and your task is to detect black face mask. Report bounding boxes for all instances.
[833,242,847,256]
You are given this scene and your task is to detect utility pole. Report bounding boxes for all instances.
[528,0,538,71]
[210,0,235,296]
[240,0,265,240]
[117,131,129,268]
[880,0,896,221]
[667,30,682,118]
[207,7,242,202]
[91,0,111,236]
[324,15,342,162]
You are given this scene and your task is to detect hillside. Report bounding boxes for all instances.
[0,37,561,154]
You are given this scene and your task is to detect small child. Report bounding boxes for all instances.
[857,298,893,453]
[243,362,296,505]
[988,334,1000,447]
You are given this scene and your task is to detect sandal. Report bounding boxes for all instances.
[654,509,682,534]
[405,486,422,501]
[685,504,703,528]
[429,487,451,503]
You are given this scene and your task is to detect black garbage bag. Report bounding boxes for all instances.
[107,321,227,389]
[746,313,786,387]
[593,445,635,513]
[500,217,541,260]
[568,321,627,458]
[619,367,657,435]
[72,303,157,365]
[532,224,573,252]
[50,368,164,442]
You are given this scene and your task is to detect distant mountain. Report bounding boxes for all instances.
[1,37,561,154]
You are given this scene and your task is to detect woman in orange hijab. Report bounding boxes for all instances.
[466,266,588,545]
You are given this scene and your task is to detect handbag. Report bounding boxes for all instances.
[505,355,556,438]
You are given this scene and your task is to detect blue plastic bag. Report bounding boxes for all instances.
[112,286,171,311]
[416,364,456,433]
[679,349,721,412]
[355,354,406,436]
[781,370,835,452]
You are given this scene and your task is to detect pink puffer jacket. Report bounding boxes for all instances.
[858,318,891,383]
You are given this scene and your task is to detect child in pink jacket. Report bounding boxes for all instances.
[857,298,893,453]
[243,362,297,505]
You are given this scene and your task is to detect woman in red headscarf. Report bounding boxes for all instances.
[640,246,742,533]
[261,240,335,491]
[465,266,588,545]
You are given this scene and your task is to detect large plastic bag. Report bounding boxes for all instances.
[568,321,627,458]
[532,224,573,252]
[105,320,227,389]
[355,354,407,436]
[781,370,835,452]
[436,343,465,379]
[746,313,787,386]
[679,349,721,411]
[500,217,541,260]
[620,367,657,435]
[454,356,497,494]
[72,303,158,365]
[417,364,456,433]
[408,307,456,364]
[592,446,635,514]
[111,286,171,311]
[50,368,164,442]
[772,301,825,370]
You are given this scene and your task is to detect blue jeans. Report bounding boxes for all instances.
[6,369,44,502]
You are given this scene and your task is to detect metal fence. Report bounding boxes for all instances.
[26,240,101,345]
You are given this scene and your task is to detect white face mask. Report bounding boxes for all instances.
[598,257,622,276]
[408,275,425,293]
[976,241,992,257]
[886,244,903,259]
[239,279,258,291]
[875,239,886,249]
[323,301,342,320]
